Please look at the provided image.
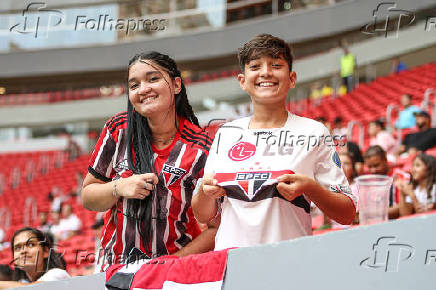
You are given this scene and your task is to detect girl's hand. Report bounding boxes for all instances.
[116,173,158,199]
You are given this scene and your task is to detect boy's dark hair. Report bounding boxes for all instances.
[237,34,293,72]
[364,145,387,161]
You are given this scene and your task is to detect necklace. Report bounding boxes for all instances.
[152,130,177,144]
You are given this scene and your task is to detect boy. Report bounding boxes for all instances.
[192,34,356,250]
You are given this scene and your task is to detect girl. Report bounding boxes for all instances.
[0,227,69,289]
[399,154,436,216]
[81,52,216,271]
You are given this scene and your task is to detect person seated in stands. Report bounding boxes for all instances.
[55,202,82,241]
[329,152,359,228]
[394,94,420,129]
[332,117,347,137]
[398,154,436,216]
[392,58,407,74]
[315,116,331,132]
[36,211,51,234]
[368,118,397,162]
[0,265,12,281]
[398,110,436,155]
[339,141,364,175]
[48,186,65,213]
[64,133,82,161]
[363,146,399,219]
[0,227,70,289]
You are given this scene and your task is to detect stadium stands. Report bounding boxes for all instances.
[0,152,95,273]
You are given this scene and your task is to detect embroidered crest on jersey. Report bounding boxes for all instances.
[161,164,187,186]
[215,170,293,200]
[116,159,129,170]
[228,142,256,161]
[332,151,341,168]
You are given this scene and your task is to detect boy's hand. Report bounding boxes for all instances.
[201,173,226,200]
[276,174,314,202]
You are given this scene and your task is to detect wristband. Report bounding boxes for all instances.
[113,178,121,198]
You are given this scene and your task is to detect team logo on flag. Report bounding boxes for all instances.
[162,164,186,186]
[228,142,256,161]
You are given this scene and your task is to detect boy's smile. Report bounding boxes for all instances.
[238,55,296,106]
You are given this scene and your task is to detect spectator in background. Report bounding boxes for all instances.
[0,265,12,281]
[398,154,436,216]
[392,58,407,74]
[48,210,61,241]
[321,83,333,97]
[329,152,359,228]
[368,119,397,162]
[0,227,69,288]
[91,218,104,268]
[339,141,364,175]
[315,116,331,132]
[48,186,65,213]
[363,146,400,219]
[340,44,356,93]
[65,134,82,161]
[310,82,322,106]
[399,110,436,154]
[394,94,420,129]
[36,212,51,234]
[332,117,347,137]
[55,203,82,241]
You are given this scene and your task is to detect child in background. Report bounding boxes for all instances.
[398,154,436,216]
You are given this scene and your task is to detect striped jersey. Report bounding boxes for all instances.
[88,112,212,270]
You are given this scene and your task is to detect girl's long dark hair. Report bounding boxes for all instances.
[11,227,66,282]
[411,154,436,200]
[126,51,199,254]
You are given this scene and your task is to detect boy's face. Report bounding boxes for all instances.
[238,55,296,106]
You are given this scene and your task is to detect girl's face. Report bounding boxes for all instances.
[412,157,427,183]
[128,60,181,119]
[13,231,47,272]
[339,154,354,182]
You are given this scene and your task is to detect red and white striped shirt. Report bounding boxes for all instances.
[88,112,212,270]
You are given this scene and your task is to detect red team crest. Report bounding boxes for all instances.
[228,142,256,161]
